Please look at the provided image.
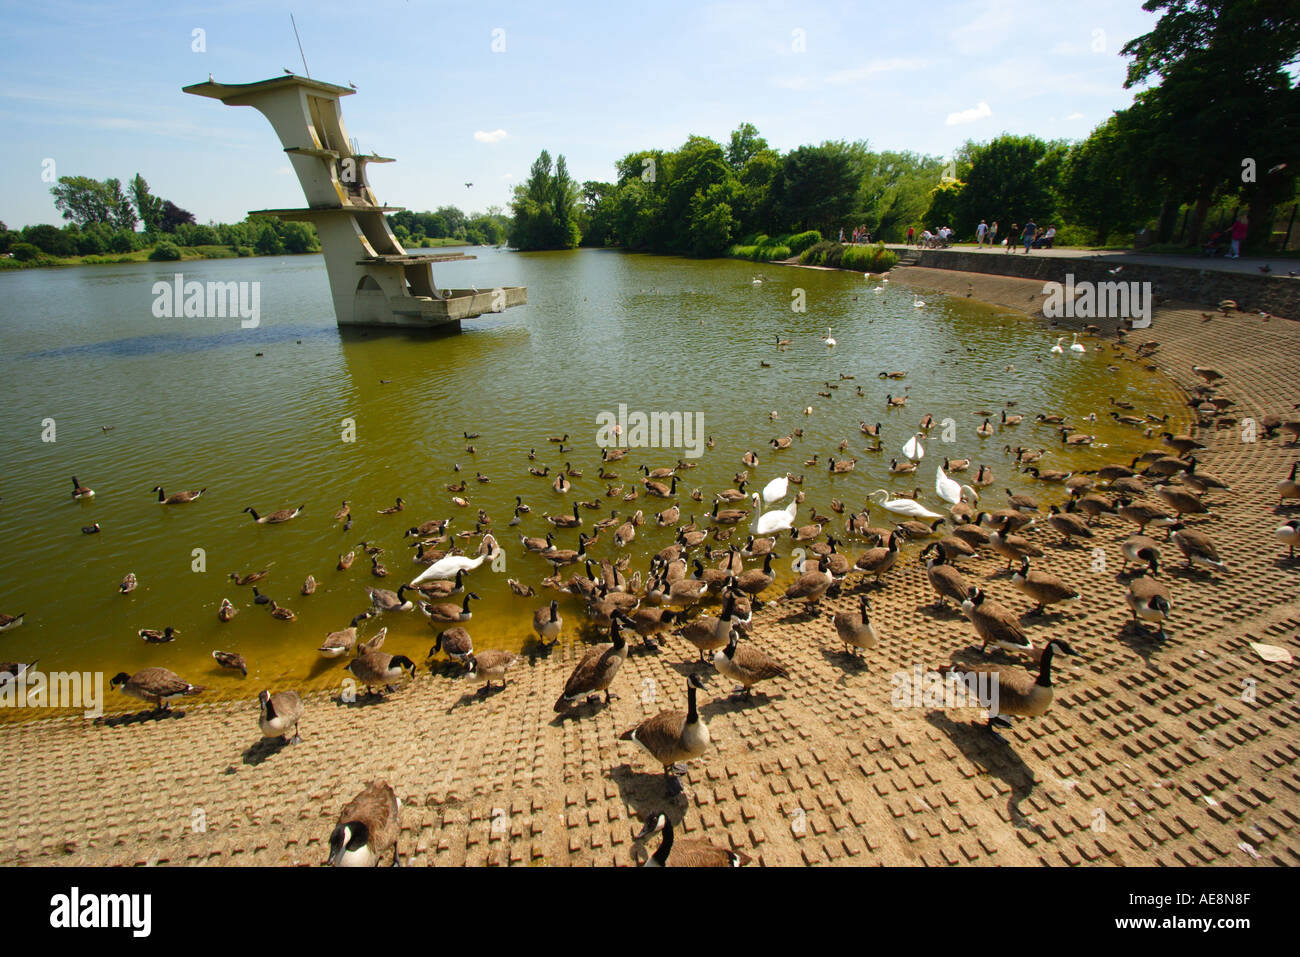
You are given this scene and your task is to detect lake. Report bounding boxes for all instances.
[0,248,1187,708]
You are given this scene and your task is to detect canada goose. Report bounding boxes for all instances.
[548,433,569,444]
[1047,504,1094,544]
[301,575,317,596]
[327,781,401,867]
[711,501,750,526]
[1275,520,1300,558]
[944,456,970,472]
[1278,462,1300,504]
[466,650,520,690]
[1116,497,1176,533]
[81,523,101,534]
[119,572,137,594]
[1161,432,1205,456]
[218,598,237,622]
[153,485,205,504]
[319,615,370,658]
[951,522,993,549]
[533,600,562,646]
[110,667,205,711]
[406,518,450,538]
[973,465,994,487]
[1001,410,1022,426]
[634,813,750,867]
[715,481,749,503]
[1026,467,1071,483]
[1191,365,1224,384]
[1176,458,1229,494]
[989,518,1044,569]
[830,595,877,657]
[937,535,978,560]
[422,593,480,622]
[258,689,304,743]
[542,534,589,568]
[429,626,474,665]
[546,503,584,528]
[1005,490,1040,512]
[976,418,995,438]
[1170,526,1228,573]
[713,627,788,697]
[70,476,94,499]
[555,613,633,710]
[227,572,267,587]
[1121,535,1162,575]
[656,504,681,527]
[211,650,247,676]
[921,543,969,608]
[367,584,417,614]
[643,475,678,499]
[138,625,178,643]
[733,552,776,604]
[946,639,1078,740]
[1125,573,1171,638]
[889,457,916,474]
[886,393,907,408]
[854,531,901,583]
[619,673,710,795]
[781,554,834,607]
[1154,484,1210,517]
[961,588,1031,656]
[774,334,791,347]
[347,650,416,696]
[1011,559,1079,615]
[861,421,882,438]
[243,505,304,524]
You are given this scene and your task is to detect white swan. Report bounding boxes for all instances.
[873,285,885,293]
[411,534,498,584]
[869,489,944,521]
[824,327,836,348]
[903,431,925,462]
[752,277,762,285]
[935,465,961,506]
[1050,336,1065,354]
[751,492,797,535]
[913,296,925,308]
[1070,333,1086,353]
[761,473,790,504]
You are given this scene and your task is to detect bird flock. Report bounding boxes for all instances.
[5,317,1298,867]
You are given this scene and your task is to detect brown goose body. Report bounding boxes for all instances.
[637,813,751,867]
[347,651,415,695]
[713,630,788,694]
[244,504,304,524]
[258,689,304,742]
[619,675,710,782]
[556,618,629,709]
[922,544,969,607]
[327,781,401,867]
[110,667,205,711]
[467,650,519,689]
[1011,560,1080,614]
[961,589,1031,655]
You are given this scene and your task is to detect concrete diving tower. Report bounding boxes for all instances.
[183,75,525,330]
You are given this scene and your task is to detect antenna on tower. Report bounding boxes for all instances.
[290,13,310,78]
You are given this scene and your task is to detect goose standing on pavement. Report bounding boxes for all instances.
[619,673,710,796]
[555,613,633,711]
[257,690,304,744]
[327,781,401,867]
[946,639,1078,742]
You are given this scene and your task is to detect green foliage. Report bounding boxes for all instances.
[785,230,822,255]
[24,224,77,256]
[148,242,182,261]
[50,176,137,230]
[509,150,582,250]
[10,242,41,261]
[771,144,861,232]
[131,174,164,233]
[280,221,320,254]
[839,243,897,273]
[727,243,791,262]
[254,224,283,256]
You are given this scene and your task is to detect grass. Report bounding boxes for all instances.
[0,244,318,270]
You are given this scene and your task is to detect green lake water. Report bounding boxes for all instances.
[0,248,1187,709]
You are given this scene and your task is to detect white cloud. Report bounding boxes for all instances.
[474,129,509,143]
[1066,111,1085,120]
[946,100,992,125]
[276,165,294,175]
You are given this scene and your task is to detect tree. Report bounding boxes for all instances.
[770,144,860,232]
[927,135,1065,238]
[509,150,581,250]
[159,200,196,233]
[254,223,283,255]
[726,123,769,171]
[281,222,319,254]
[50,176,136,230]
[131,174,164,233]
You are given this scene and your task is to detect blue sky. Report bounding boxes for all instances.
[0,0,1158,228]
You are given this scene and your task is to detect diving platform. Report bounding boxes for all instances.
[183,74,525,330]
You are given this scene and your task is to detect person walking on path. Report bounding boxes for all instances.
[1227,216,1248,258]
[976,219,988,245]
[1006,223,1018,253]
[1022,218,1037,254]
[907,225,915,246]
[989,221,998,248]
[839,226,845,244]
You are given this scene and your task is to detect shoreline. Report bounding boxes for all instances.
[3,269,1298,866]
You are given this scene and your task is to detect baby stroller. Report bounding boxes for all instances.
[1201,229,1228,257]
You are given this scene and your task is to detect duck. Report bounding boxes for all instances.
[327,781,401,867]
[268,600,296,621]
[301,575,317,596]
[868,489,944,521]
[334,501,351,524]
[82,523,101,534]
[243,504,304,524]
[533,599,562,646]
[217,598,237,622]
[466,650,520,690]
[346,650,416,696]
[211,650,247,676]
[713,627,788,698]
[337,551,356,571]
[1011,559,1080,615]
[555,614,633,710]
[257,690,304,744]
[634,813,751,867]
[618,673,710,796]
[119,572,137,594]
[139,625,179,643]
[421,593,480,623]
[946,639,1078,741]
[109,667,205,711]
[1125,573,1171,638]
[153,485,205,504]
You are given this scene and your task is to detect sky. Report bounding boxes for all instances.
[0,0,1160,228]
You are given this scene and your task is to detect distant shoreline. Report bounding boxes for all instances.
[0,239,476,271]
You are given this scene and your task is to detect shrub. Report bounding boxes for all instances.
[10,242,41,261]
[786,230,822,255]
[728,243,791,262]
[149,242,182,261]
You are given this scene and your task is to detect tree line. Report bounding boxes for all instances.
[511,0,1298,253]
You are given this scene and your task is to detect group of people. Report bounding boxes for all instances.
[977,218,1056,253]
[905,225,954,247]
[837,225,873,245]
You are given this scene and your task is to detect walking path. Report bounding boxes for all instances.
[885,243,1299,277]
[2,269,1297,866]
